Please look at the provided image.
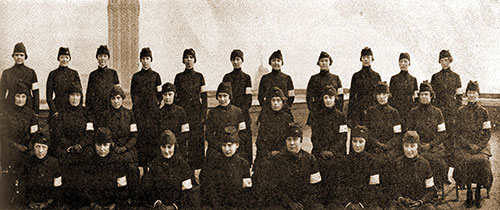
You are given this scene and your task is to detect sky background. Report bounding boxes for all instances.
[1,0,499,100]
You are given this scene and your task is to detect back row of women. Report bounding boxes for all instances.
[0,43,493,209]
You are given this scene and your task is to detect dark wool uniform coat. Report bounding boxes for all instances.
[0,64,39,114]
[347,66,381,127]
[393,156,437,204]
[0,105,38,169]
[85,66,119,125]
[306,70,343,124]
[99,106,138,164]
[389,70,418,130]
[270,150,322,208]
[258,69,295,108]
[83,151,128,206]
[362,103,402,153]
[454,102,493,188]
[174,68,207,169]
[46,66,81,114]
[205,105,245,157]
[431,68,461,127]
[407,103,448,187]
[21,155,62,204]
[53,104,93,158]
[201,153,251,209]
[255,109,293,160]
[143,153,194,208]
[223,68,253,163]
[158,104,189,156]
[310,106,347,156]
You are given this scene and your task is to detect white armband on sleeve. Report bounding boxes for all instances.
[437,123,446,132]
[425,177,434,188]
[344,93,350,100]
[117,175,127,187]
[182,179,193,190]
[483,121,492,129]
[238,122,246,130]
[130,123,138,132]
[288,89,295,97]
[32,82,39,90]
[456,88,464,95]
[30,125,39,133]
[156,85,162,92]
[339,125,348,133]
[337,88,344,95]
[86,122,94,131]
[54,176,62,187]
[114,84,121,88]
[310,172,322,184]
[369,174,380,185]
[393,124,402,134]
[245,87,252,95]
[200,85,206,93]
[181,123,190,132]
[242,178,252,188]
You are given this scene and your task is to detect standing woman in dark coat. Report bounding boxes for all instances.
[389,52,418,132]
[131,47,162,168]
[454,81,493,208]
[46,47,82,139]
[52,82,93,208]
[347,47,381,128]
[174,48,207,173]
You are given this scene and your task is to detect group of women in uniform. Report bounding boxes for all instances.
[0,43,493,209]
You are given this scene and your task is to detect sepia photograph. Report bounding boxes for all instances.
[0,0,499,209]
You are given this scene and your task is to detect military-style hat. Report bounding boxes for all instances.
[402,131,420,144]
[95,127,113,144]
[67,81,82,95]
[466,80,479,94]
[269,49,283,66]
[13,42,28,59]
[161,82,176,94]
[375,81,390,94]
[419,80,434,95]
[286,123,303,138]
[270,87,287,101]
[110,85,125,99]
[360,47,373,61]
[222,126,240,143]
[58,47,71,61]
[399,52,410,64]
[158,129,177,145]
[322,85,337,96]
[140,47,153,61]
[230,49,244,62]
[317,51,333,66]
[32,131,50,146]
[352,125,368,140]
[439,50,453,62]
[96,45,110,58]
[183,48,196,63]
[216,82,232,98]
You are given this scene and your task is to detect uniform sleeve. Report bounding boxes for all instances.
[200,74,208,120]
[0,70,7,112]
[430,109,446,148]
[126,111,138,149]
[46,71,56,112]
[205,110,216,146]
[53,113,70,151]
[242,75,253,111]
[347,73,358,127]
[85,72,95,114]
[286,75,295,107]
[421,160,437,203]
[155,73,162,104]
[258,75,267,106]
[31,70,40,114]
[478,108,491,151]
[306,76,314,111]
[113,70,120,85]
[454,74,463,106]
[130,74,139,108]
[387,109,403,150]
[173,74,181,105]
